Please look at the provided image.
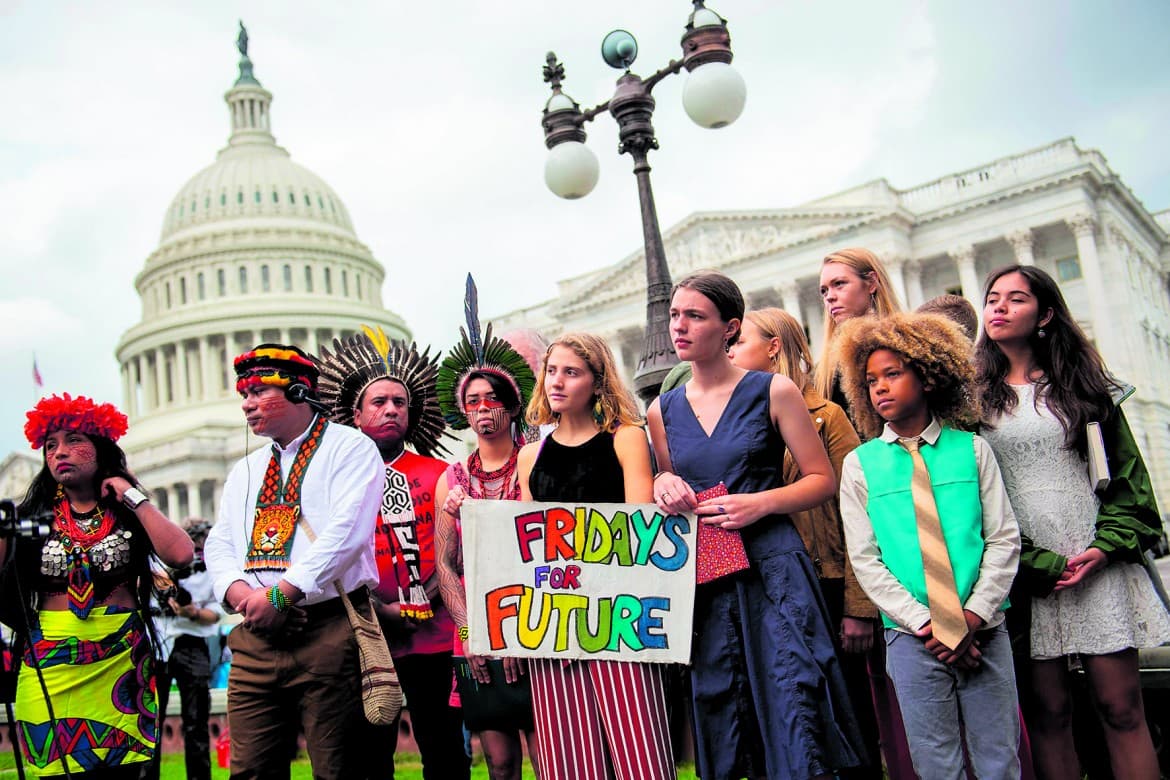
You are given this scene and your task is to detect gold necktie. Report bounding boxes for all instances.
[899,436,968,651]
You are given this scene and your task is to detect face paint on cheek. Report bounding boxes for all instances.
[254,395,294,424]
[61,442,98,474]
[73,443,97,469]
[357,408,380,430]
[470,406,511,433]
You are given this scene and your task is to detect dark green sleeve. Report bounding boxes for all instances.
[1089,408,1163,563]
[1016,533,1067,597]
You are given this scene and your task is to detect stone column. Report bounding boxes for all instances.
[904,260,926,309]
[157,348,170,409]
[1007,229,1035,266]
[121,363,134,420]
[196,480,211,519]
[176,341,190,405]
[154,485,169,518]
[143,350,157,411]
[180,482,195,521]
[884,255,909,309]
[132,357,143,415]
[1068,212,1114,360]
[778,280,804,329]
[949,245,981,312]
[212,480,224,517]
[199,336,213,400]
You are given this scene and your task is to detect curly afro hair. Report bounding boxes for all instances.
[835,312,980,439]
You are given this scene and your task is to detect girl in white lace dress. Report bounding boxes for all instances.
[976,264,1170,780]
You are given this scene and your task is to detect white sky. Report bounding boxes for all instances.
[1,0,1168,463]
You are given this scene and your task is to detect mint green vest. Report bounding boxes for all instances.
[854,427,988,630]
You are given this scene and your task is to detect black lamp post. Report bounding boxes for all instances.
[540,1,747,404]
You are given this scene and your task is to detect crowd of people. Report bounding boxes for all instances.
[1,252,1167,780]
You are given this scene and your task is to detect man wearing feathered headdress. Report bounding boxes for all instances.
[316,327,469,780]
[204,343,385,779]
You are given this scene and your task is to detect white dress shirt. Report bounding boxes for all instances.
[839,418,1021,633]
[206,416,383,607]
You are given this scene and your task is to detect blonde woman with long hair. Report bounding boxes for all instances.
[814,248,902,407]
[517,332,675,780]
[729,307,883,778]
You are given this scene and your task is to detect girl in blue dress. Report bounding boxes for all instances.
[647,271,865,780]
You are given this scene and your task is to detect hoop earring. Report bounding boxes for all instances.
[592,397,605,426]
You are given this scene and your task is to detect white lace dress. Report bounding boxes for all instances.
[982,384,1170,659]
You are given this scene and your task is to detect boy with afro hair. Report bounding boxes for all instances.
[835,312,1023,780]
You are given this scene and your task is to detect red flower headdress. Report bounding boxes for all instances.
[25,393,129,449]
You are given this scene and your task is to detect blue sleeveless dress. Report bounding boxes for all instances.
[660,370,864,780]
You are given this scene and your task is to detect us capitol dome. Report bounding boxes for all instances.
[114,27,409,520]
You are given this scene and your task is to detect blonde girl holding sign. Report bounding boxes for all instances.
[517,332,675,780]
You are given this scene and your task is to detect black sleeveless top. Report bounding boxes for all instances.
[529,431,625,503]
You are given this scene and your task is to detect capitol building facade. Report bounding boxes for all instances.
[492,139,1170,516]
[105,42,409,520]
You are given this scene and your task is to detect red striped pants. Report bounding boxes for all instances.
[529,658,676,780]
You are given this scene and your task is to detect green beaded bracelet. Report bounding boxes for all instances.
[267,585,291,613]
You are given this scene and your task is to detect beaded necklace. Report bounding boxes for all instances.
[53,497,117,619]
[466,445,519,501]
[244,414,329,572]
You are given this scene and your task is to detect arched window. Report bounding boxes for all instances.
[239,266,248,294]
[261,265,271,292]
[282,264,293,292]
[165,282,172,308]
[217,269,226,296]
[356,274,363,300]
[180,277,188,304]
[324,268,333,294]
[197,272,206,300]
[304,266,314,292]
[341,270,349,297]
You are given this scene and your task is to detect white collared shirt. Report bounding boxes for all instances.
[206,417,383,607]
[839,417,1021,632]
[154,567,222,660]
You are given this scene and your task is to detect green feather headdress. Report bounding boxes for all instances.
[436,275,536,430]
[316,326,452,457]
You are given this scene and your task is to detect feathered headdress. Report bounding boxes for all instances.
[315,326,452,457]
[436,275,537,431]
[25,393,129,449]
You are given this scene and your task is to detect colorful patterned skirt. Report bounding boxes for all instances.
[15,606,156,776]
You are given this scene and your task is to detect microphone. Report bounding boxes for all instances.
[286,383,331,415]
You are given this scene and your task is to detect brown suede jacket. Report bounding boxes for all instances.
[782,385,879,620]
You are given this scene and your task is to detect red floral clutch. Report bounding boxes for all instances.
[694,482,750,584]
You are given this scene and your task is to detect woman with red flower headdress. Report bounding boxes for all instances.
[1,393,193,779]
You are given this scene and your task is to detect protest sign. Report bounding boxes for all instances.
[464,499,695,664]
